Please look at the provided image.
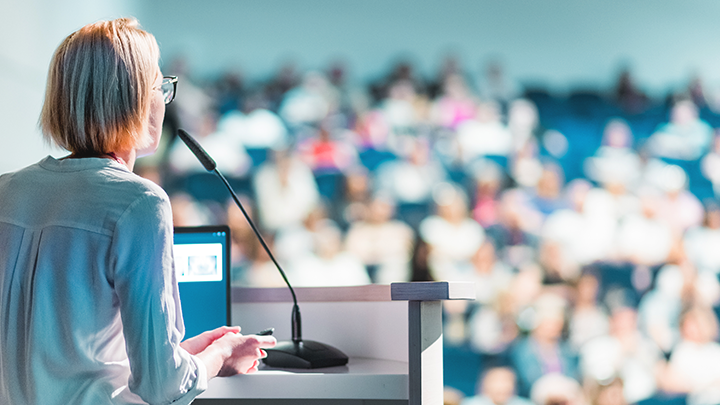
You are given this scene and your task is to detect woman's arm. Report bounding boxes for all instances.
[112,190,277,403]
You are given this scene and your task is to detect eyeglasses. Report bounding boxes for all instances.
[160,76,178,105]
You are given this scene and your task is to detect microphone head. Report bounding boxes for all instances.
[177,129,217,171]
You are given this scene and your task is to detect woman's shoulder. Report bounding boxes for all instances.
[83,160,169,203]
[61,156,171,214]
[0,157,171,234]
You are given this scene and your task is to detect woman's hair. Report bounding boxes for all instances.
[40,17,160,154]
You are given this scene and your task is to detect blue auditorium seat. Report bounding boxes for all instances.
[484,155,509,169]
[591,262,642,307]
[546,117,604,181]
[245,147,269,167]
[443,344,484,397]
[567,90,619,119]
[358,147,397,171]
[396,201,432,231]
[700,107,720,128]
[314,170,345,201]
[637,394,687,405]
[184,173,253,203]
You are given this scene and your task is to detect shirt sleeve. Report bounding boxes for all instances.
[110,191,207,405]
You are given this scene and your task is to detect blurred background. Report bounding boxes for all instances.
[4,0,720,404]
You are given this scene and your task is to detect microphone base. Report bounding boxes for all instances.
[262,339,349,369]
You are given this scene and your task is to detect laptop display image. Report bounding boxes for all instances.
[173,226,231,339]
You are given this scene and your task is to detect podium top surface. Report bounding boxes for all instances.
[198,358,408,400]
[390,281,475,301]
[232,282,475,303]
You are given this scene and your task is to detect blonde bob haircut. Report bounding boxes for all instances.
[40,18,160,154]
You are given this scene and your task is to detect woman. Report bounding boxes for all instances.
[0,18,275,404]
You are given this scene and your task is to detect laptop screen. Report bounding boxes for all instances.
[173,225,231,339]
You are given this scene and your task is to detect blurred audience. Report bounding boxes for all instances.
[457,101,513,163]
[615,189,674,266]
[461,367,533,405]
[471,161,505,228]
[567,272,609,351]
[218,104,288,150]
[344,196,414,283]
[475,60,520,107]
[583,119,641,188]
[419,183,485,281]
[510,293,578,397]
[167,112,252,177]
[684,202,720,274]
[375,136,447,227]
[660,306,720,405]
[290,221,371,287]
[647,99,713,161]
[144,56,720,405]
[529,373,584,405]
[580,305,663,403]
[431,74,478,130]
[252,148,320,231]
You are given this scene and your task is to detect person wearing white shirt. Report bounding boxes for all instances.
[662,307,720,405]
[419,184,485,281]
[684,204,720,274]
[290,223,371,287]
[253,149,321,232]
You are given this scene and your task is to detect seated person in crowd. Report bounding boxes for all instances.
[457,101,513,164]
[344,195,414,283]
[419,183,485,281]
[510,293,579,398]
[253,148,320,232]
[684,202,720,274]
[584,119,642,188]
[646,99,713,161]
[580,306,663,404]
[461,367,533,405]
[375,136,448,228]
[660,306,720,405]
[289,222,371,287]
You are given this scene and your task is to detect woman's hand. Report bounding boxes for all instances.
[215,333,277,376]
[195,331,277,378]
[180,326,241,355]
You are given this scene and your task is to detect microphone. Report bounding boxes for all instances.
[177,129,216,171]
[176,129,348,369]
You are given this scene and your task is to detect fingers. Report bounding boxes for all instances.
[213,333,276,376]
[252,335,277,349]
[234,335,276,350]
[235,336,275,356]
[197,326,240,345]
[212,325,241,337]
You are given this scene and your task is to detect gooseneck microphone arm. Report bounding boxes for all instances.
[176,129,302,343]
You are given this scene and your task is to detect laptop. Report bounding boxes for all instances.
[173,225,231,339]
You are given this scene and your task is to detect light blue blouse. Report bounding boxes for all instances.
[0,156,206,404]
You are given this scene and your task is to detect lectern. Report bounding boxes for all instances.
[194,281,474,405]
